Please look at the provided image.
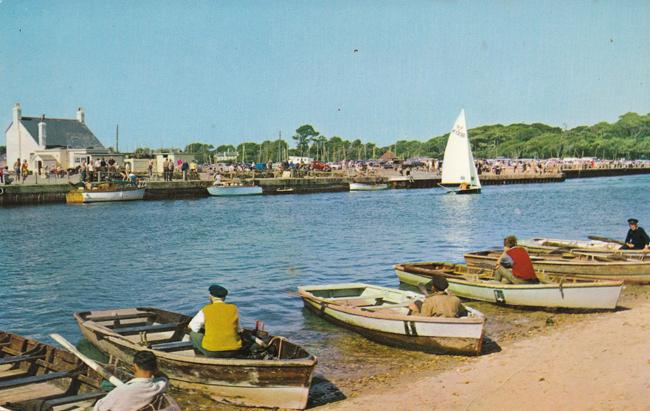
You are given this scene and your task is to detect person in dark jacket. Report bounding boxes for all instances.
[622,218,650,250]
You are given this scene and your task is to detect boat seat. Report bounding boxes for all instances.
[149,341,194,352]
[112,323,184,335]
[88,312,155,323]
[362,302,414,311]
[329,297,382,307]
[44,390,106,407]
[0,370,83,389]
[0,352,45,366]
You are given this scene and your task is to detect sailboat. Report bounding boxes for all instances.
[440,109,481,194]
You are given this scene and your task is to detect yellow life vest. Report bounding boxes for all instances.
[201,301,242,352]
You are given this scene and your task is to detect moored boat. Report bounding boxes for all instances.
[394,262,623,310]
[66,182,145,203]
[464,250,650,284]
[349,182,389,191]
[74,307,317,410]
[298,283,485,355]
[0,331,178,410]
[207,181,262,196]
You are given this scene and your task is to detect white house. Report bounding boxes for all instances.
[5,103,121,173]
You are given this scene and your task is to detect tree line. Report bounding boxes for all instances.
[130,111,650,162]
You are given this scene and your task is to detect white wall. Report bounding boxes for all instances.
[6,122,39,169]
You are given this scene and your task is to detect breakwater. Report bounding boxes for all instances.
[0,166,648,206]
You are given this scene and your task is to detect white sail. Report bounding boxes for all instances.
[440,109,481,189]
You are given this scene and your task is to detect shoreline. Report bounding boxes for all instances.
[315,286,650,411]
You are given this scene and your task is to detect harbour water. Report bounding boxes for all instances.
[1,175,649,402]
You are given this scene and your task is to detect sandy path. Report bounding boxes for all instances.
[319,299,650,411]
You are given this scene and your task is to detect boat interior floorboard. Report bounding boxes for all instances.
[0,368,28,381]
[0,382,64,403]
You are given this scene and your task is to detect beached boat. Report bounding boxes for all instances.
[0,331,178,410]
[298,283,485,355]
[349,182,389,191]
[440,109,481,194]
[66,182,145,203]
[394,262,623,310]
[207,182,262,196]
[519,237,623,253]
[464,250,650,284]
[74,307,317,410]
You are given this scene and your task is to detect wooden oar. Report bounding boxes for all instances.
[587,235,625,245]
[49,333,124,387]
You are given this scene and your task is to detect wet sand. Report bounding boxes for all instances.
[171,286,650,410]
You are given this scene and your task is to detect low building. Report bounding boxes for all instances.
[214,151,238,162]
[4,103,122,172]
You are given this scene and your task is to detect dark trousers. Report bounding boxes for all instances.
[190,331,242,358]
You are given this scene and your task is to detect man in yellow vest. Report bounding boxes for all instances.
[189,284,243,358]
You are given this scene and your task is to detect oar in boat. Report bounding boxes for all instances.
[49,333,124,387]
[587,235,625,246]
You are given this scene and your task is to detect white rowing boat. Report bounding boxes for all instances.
[298,283,485,355]
[207,183,262,196]
[349,182,389,191]
[394,262,623,310]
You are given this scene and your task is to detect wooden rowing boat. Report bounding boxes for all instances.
[519,237,649,258]
[298,283,485,356]
[74,307,317,410]
[464,250,650,284]
[0,331,178,410]
[394,262,623,310]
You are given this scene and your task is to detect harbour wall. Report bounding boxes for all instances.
[1,167,649,206]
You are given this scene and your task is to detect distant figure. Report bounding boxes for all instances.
[181,161,189,180]
[21,160,29,183]
[148,160,154,179]
[189,284,244,358]
[93,351,168,411]
[621,218,650,250]
[13,159,20,183]
[495,235,537,284]
[409,277,466,318]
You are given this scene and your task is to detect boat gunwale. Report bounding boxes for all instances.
[74,308,317,368]
[297,284,485,325]
[464,250,650,268]
[394,263,625,289]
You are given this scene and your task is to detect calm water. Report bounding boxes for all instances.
[1,175,648,379]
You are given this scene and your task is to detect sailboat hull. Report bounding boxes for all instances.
[456,188,481,195]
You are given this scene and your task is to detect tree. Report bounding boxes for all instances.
[293,125,319,157]
[184,142,215,163]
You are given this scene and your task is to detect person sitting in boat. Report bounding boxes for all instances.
[494,235,538,284]
[408,277,467,318]
[621,218,650,250]
[459,182,469,190]
[93,351,168,411]
[189,284,244,358]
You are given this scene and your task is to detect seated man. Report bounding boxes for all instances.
[409,276,467,318]
[189,284,244,358]
[494,235,537,284]
[94,351,168,411]
[621,218,650,250]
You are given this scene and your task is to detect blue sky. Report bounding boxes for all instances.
[1,1,649,151]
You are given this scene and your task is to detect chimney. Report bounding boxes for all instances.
[38,115,47,149]
[76,107,85,123]
[12,103,22,124]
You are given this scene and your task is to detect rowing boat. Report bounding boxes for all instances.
[298,283,485,355]
[74,307,317,410]
[394,262,623,310]
[0,331,178,410]
[349,182,389,191]
[464,250,650,284]
[519,237,648,257]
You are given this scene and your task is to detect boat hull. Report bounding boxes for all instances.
[349,183,389,191]
[67,188,146,203]
[75,308,315,410]
[298,283,484,356]
[464,251,650,284]
[207,186,263,196]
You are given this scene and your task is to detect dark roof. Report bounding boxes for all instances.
[20,117,104,149]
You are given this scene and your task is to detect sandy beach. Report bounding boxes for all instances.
[318,289,650,411]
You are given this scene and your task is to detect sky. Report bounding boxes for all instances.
[1,0,649,151]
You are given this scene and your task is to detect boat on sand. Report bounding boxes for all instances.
[0,331,178,410]
[74,307,316,410]
[298,283,485,355]
[394,262,623,310]
[464,249,650,284]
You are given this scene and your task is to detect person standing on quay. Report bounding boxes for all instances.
[168,159,175,181]
[13,159,20,183]
[148,159,154,180]
[21,160,29,183]
[622,218,650,250]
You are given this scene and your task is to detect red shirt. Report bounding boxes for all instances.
[506,247,536,280]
